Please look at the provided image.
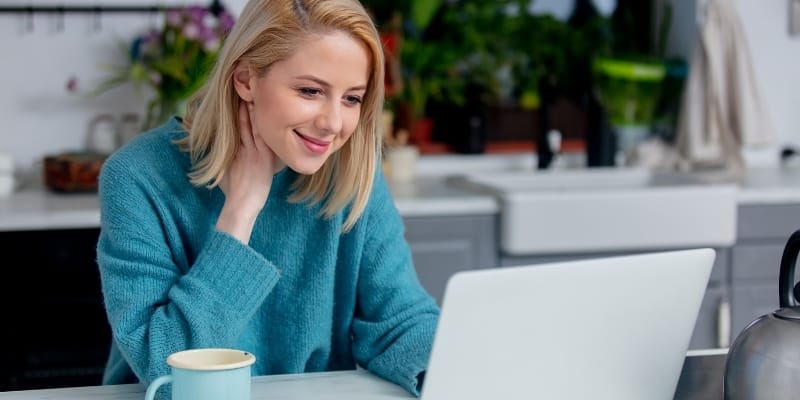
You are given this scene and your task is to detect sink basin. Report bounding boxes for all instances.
[448,167,739,256]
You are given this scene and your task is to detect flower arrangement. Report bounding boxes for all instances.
[88,5,236,129]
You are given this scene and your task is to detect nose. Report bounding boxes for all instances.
[314,100,343,134]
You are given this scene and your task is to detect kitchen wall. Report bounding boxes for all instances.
[0,0,247,182]
[732,0,800,152]
[659,0,800,161]
[0,0,798,181]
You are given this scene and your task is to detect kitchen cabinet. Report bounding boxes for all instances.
[728,204,800,340]
[403,214,498,305]
[0,228,109,391]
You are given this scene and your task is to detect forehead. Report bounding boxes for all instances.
[269,30,371,84]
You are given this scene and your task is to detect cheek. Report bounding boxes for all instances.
[340,110,361,140]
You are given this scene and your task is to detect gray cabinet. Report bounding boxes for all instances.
[688,248,731,350]
[727,204,800,341]
[404,214,498,304]
[402,203,800,351]
[691,284,729,350]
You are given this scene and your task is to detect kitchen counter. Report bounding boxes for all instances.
[0,176,497,232]
[731,166,800,205]
[0,188,101,232]
[2,160,800,232]
[0,352,726,399]
[0,369,409,400]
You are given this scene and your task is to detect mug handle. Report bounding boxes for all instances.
[144,375,173,400]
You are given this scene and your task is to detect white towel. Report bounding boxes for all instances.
[675,0,776,171]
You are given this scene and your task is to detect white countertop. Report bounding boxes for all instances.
[0,188,101,232]
[0,369,413,400]
[2,158,800,232]
[731,167,800,205]
[0,176,498,232]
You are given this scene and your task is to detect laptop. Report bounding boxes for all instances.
[420,248,715,400]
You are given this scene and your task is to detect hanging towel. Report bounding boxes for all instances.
[675,0,776,171]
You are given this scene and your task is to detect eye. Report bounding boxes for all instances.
[344,95,362,106]
[298,87,323,97]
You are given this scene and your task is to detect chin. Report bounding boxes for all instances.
[287,159,327,175]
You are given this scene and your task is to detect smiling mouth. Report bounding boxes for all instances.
[295,131,331,154]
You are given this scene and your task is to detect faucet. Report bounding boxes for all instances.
[536,75,556,169]
[537,72,617,169]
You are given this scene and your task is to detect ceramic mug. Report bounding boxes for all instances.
[144,348,256,400]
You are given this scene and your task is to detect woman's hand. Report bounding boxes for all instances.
[216,100,278,243]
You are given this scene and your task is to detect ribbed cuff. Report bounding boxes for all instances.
[190,229,280,315]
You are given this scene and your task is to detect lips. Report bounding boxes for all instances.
[295,131,331,155]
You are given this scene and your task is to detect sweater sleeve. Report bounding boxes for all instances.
[96,151,280,385]
[350,171,441,397]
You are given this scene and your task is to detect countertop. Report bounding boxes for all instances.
[0,369,410,400]
[0,176,498,232]
[2,154,800,232]
[0,352,726,400]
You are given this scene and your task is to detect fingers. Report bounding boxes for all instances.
[238,100,255,149]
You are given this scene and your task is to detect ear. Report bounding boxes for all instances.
[232,61,255,102]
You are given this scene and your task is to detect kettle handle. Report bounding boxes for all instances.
[778,229,800,308]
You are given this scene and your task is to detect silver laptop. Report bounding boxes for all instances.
[421,248,715,400]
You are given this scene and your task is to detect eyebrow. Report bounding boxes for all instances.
[295,75,367,92]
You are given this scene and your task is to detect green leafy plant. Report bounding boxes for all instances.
[397,0,468,119]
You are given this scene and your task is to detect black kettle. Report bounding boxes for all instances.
[724,229,800,399]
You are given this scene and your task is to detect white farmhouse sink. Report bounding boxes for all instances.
[447,167,739,256]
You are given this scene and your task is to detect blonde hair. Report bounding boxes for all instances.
[179,0,385,232]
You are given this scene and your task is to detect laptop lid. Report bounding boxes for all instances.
[421,248,715,400]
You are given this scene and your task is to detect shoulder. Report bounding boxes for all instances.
[98,117,194,209]
[359,165,402,228]
[100,117,190,184]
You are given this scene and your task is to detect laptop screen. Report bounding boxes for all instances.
[421,248,715,400]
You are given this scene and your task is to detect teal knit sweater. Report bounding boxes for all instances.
[96,117,440,396]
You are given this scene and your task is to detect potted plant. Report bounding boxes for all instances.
[417,0,586,152]
[81,5,236,130]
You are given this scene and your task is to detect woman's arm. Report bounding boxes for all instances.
[96,142,280,385]
[350,170,440,397]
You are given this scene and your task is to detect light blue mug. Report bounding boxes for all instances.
[144,348,256,400]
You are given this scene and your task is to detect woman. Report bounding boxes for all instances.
[96,0,439,396]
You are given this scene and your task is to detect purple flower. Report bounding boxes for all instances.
[218,11,235,33]
[199,25,217,43]
[166,9,183,27]
[186,5,207,25]
[81,5,236,104]
[183,22,200,40]
[138,29,161,57]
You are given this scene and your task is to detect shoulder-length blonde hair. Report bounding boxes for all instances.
[179,0,384,232]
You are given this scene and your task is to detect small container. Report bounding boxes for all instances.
[43,151,106,192]
[385,145,419,183]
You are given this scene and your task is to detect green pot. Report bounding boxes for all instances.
[592,57,666,128]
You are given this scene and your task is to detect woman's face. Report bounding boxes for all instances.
[245,31,370,175]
